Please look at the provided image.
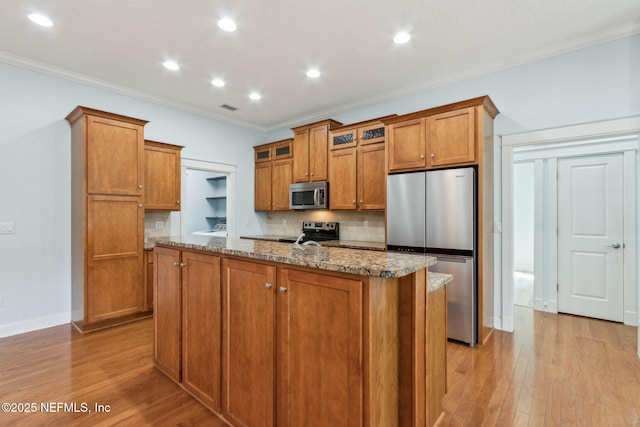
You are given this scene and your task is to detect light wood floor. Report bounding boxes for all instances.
[0,306,638,426]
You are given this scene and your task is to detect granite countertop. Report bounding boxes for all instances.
[240,235,385,251]
[428,272,453,293]
[153,235,437,279]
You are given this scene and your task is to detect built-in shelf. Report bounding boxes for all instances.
[206,175,227,227]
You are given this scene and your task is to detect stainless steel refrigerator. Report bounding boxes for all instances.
[387,167,477,345]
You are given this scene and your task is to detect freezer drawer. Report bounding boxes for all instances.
[428,255,476,345]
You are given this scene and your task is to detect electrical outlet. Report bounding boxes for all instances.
[364,220,369,228]
[0,222,15,234]
[155,221,164,230]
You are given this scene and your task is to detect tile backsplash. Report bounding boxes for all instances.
[144,211,172,242]
[266,211,385,243]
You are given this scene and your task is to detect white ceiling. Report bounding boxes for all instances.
[1,0,638,131]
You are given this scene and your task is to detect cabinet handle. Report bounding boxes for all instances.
[172,261,179,267]
[138,184,143,189]
[179,262,186,268]
[279,286,287,293]
[430,153,435,158]
[265,283,273,289]
[420,154,425,159]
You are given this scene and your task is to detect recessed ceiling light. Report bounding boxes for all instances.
[211,78,225,87]
[217,18,237,32]
[28,13,53,27]
[306,69,321,78]
[249,92,261,101]
[393,32,411,44]
[163,60,180,71]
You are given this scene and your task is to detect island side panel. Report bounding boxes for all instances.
[426,284,447,427]
[398,269,427,427]
[366,276,400,427]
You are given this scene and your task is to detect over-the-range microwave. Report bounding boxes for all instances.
[289,181,329,210]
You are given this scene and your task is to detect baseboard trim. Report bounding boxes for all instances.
[0,313,71,339]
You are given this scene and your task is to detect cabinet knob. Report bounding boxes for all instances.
[176,200,180,204]
[420,154,425,160]
[265,283,273,289]
[172,261,179,267]
[359,200,364,203]
[138,184,143,189]
[138,203,143,208]
[430,153,435,158]
[179,262,186,268]
[352,200,356,204]
[305,173,309,176]
[279,286,287,293]
[310,172,314,176]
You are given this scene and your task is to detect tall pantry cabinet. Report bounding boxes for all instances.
[66,107,149,332]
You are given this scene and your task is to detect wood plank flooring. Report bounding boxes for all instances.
[437,306,640,427]
[0,306,637,426]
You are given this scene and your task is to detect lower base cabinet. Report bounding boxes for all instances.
[221,259,363,427]
[154,246,221,411]
[154,245,446,426]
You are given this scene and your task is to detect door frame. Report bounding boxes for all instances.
[180,158,237,238]
[500,117,640,340]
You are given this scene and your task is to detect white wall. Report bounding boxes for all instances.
[0,62,264,337]
[185,170,226,234]
[1,33,638,337]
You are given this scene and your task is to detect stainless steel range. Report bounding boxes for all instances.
[278,221,339,243]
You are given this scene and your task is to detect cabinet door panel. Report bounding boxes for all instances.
[255,162,272,211]
[309,124,328,181]
[87,115,143,195]
[292,129,310,182]
[428,107,475,166]
[277,269,363,427]
[329,148,357,210]
[87,195,143,322]
[144,144,181,210]
[388,118,426,171]
[222,259,276,427]
[272,159,292,211]
[358,143,386,210]
[182,251,221,412]
[154,246,182,382]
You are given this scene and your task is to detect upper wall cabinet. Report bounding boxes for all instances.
[144,140,183,211]
[328,118,391,210]
[254,139,293,211]
[292,119,342,183]
[385,97,498,172]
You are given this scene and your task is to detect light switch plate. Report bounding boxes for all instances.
[155,221,165,230]
[0,222,15,234]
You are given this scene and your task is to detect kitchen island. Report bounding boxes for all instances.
[152,235,451,427]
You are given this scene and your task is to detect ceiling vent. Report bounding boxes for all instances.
[220,104,238,111]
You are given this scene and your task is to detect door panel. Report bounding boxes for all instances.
[557,154,624,321]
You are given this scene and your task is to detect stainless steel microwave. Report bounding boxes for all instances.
[289,181,329,210]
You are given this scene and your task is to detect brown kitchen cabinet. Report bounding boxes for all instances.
[329,120,387,210]
[221,258,363,427]
[292,119,342,183]
[254,139,293,211]
[276,268,363,427]
[145,249,154,311]
[66,106,149,332]
[387,118,427,171]
[221,258,276,426]
[144,140,183,210]
[154,246,222,411]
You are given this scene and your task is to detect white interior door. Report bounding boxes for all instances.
[557,154,624,322]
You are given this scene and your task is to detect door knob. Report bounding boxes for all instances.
[607,243,621,249]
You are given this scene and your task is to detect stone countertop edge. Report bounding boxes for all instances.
[152,235,436,279]
[240,235,386,251]
[427,272,453,293]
